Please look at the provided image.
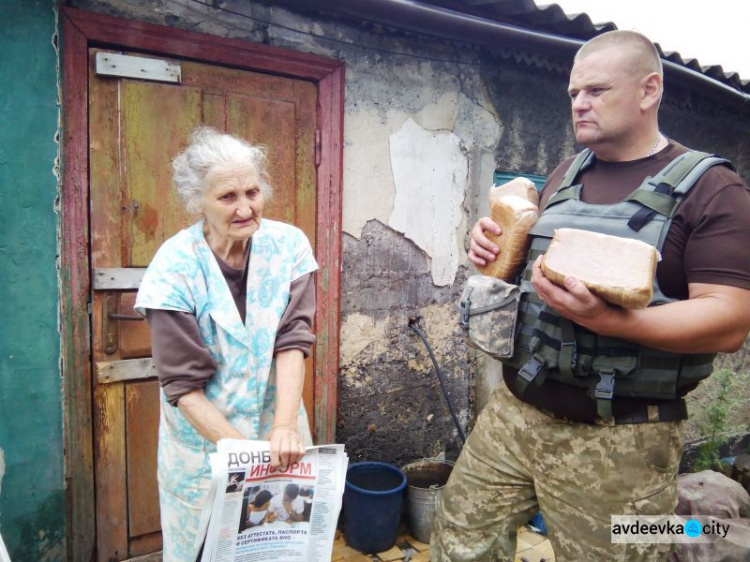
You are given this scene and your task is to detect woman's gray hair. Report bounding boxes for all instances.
[172,126,273,214]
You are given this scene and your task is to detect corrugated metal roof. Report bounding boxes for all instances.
[268,0,749,99]
[426,0,616,38]
[427,0,749,93]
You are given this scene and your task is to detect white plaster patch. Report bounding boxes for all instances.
[388,118,467,286]
[339,313,388,367]
[414,91,459,132]
[342,107,408,238]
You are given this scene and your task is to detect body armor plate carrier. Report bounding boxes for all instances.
[505,149,731,420]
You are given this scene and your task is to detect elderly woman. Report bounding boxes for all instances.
[135,127,317,560]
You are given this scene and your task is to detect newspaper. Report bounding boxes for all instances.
[197,439,348,562]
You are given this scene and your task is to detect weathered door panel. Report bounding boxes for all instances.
[89,49,318,560]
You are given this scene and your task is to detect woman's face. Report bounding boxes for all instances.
[201,163,265,244]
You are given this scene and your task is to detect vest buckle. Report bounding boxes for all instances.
[519,354,545,383]
[594,370,615,400]
[516,354,547,400]
[459,296,471,329]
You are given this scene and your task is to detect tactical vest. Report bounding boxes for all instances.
[506,149,730,420]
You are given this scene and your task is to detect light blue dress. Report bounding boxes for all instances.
[135,219,318,561]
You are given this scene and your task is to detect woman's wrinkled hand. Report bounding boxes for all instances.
[269,425,306,469]
[468,217,502,267]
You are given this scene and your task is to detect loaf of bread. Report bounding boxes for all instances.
[540,228,660,309]
[477,177,540,280]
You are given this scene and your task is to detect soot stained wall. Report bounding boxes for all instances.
[65,0,750,463]
[338,220,470,465]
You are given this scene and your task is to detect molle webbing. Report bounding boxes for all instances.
[507,149,727,419]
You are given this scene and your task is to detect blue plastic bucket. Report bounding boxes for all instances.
[343,461,407,553]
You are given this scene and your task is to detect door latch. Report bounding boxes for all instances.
[102,293,144,354]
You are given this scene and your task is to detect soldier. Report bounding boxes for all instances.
[432,30,750,561]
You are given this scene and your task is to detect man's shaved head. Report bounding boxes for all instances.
[575,30,663,80]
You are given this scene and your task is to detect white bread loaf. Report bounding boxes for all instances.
[490,175,540,206]
[541,228,660,309]
[477,177,540,281]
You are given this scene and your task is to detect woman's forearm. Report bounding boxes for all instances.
[177,389,245,443]
[272,349,305,429]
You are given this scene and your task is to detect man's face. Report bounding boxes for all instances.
[568,48,643,152]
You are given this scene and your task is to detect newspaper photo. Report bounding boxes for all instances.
[197,439,348,562]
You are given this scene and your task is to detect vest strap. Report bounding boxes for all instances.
[558,318,577,379]
[559,149,594,188]
[546,184,582,208]
[594,371,615,420]
[657,151,713,190]
[626,185,676,231]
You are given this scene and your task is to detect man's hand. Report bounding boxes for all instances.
[269,425,306,469]
[532,255,750,353]
[531,255,613,330]
[468,217,502,267]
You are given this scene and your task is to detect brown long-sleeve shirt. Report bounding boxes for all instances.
[145,244,315,406]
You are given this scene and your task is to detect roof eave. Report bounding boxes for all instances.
[282,0,750,114]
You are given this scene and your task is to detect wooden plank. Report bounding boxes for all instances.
[95,52,181,83]
[293,80,319,246]
[94,383,129,560]
[127,531,162,558]
[124,551,163,562]
[121,80,198,266]
[60,12,96,562]
[183,59,298,99]
[228,95,298,226]
[201,92,227,130]
[314,63,345,445]
[94,268,146,290]
[126,381,161,538]
[97,358,157,384]
[63,7,342,82]
[89,49,124,269]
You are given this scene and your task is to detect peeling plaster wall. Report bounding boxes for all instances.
[69,0,499,464]
[388,118,467,286]
[339,220,470,463]
[66,0,750,466]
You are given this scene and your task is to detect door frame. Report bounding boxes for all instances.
[60,7,343,560]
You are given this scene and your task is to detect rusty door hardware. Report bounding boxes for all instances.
[102,292,144,354]
[109,313,144,321]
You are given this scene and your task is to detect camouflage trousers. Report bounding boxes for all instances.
[431,383,683,561]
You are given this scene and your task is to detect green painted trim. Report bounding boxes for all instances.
[493,170,547,191]
[0,1,66,559]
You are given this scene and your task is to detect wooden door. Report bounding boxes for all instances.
[89,49,318,560]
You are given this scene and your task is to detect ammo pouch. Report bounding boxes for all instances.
[459,276,520,359]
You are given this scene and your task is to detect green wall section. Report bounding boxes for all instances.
[0,0,66,559]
